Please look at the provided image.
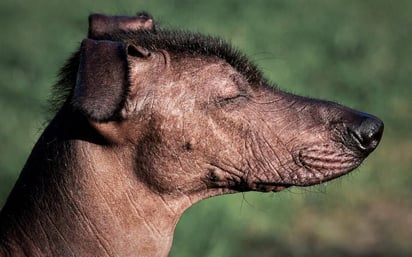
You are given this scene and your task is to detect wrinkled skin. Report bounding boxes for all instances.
[124,55,378,195]
[0,13,383,257]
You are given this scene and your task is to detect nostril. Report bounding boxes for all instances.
[348,114,384,154]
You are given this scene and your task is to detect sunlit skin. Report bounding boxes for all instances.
[0,13,383,257]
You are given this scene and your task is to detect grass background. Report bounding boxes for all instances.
[1,0,411,256]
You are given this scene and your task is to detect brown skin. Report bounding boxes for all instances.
[0,13,383,257]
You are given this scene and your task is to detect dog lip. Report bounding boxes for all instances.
[292,143,365,180]
[253,182,292,192]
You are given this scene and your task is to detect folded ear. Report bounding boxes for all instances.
[88,13,155,39]
[74,38,152,122]
[73,39,129,121]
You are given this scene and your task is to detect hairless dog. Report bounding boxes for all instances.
[0,13,383,257]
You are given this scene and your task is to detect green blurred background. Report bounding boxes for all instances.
[1,0,411,256]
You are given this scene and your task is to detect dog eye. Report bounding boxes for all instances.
[215,74,250,107]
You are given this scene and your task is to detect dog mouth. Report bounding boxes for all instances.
[252,182,292,192]
[228,179,292,193]
[293,144,363,184]
[245,145,364,192]
[211,141,365,194]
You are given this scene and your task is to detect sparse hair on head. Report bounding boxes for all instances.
[51,28,266,114]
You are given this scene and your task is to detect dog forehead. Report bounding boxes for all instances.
[104,29,265,85]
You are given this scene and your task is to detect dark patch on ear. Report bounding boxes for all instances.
[73,39,129,122]
[88,13,155,39]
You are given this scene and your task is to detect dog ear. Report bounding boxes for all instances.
[88,13,155,39]
[73,39,151,122]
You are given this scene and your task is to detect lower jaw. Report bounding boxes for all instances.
[270,186,289,192]
[251,165,361,192]
[253,183,291,192]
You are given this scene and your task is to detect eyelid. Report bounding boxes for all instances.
[230,73,249,93]
[212,73,250,107]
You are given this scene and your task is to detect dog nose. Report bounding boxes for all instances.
[348,113,384,155]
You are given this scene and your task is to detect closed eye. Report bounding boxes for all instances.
[216,92,249,107]
[214,73,250,107]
